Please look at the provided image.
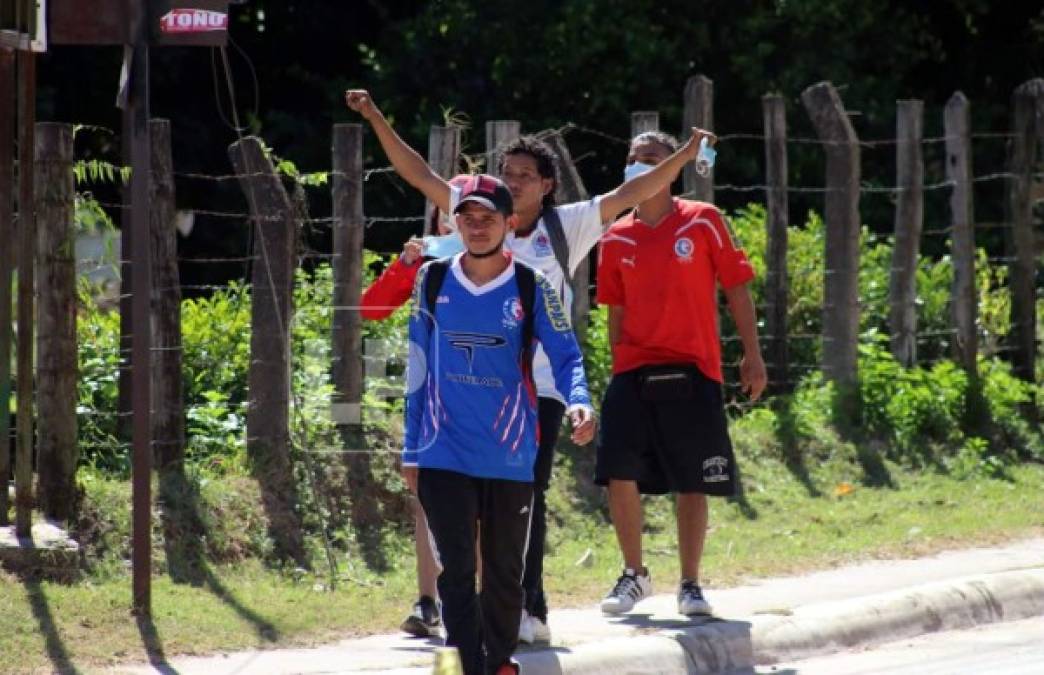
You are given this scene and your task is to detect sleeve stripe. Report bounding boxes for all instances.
[601,233,637,246]
[676,217,725,249]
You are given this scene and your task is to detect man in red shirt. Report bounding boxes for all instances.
[595,130,767,618]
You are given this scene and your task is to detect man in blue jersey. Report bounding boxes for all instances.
[403,174,594,675]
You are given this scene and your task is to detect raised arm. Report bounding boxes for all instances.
[345,90,451,213]
[596,127,714,223]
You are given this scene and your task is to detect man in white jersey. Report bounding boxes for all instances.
[345,88,709,642]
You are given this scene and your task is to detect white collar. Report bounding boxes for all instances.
[449,253,515,296]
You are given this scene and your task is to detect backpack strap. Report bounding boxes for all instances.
[423,258,451,321]
[513,261,538,380]
[540,205,573,288]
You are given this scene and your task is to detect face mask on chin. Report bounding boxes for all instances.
[465,229,508,259]
[623,161,655,183]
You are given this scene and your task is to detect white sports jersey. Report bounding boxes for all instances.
[450,186,604,403]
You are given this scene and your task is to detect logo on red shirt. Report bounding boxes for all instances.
[674,237,694,262]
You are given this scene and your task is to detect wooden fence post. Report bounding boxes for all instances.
[15,51,35,537]
[332,124,364,431]
[229,135,306,564]
[0,50,13,526]
[762,93,790,392]
[889,100,924,367]
[424,125,461,234]
[944,92,978,376]
[35,123,78,522]
[485,120,520,174]
[801,82,861,402]
[117,107,134,446]
[547,133,591,339]
[1007,79,1042,394]
[630,111,659,137]
[683,75,714,201]
[149,120,183,473]
[332,123,382,528]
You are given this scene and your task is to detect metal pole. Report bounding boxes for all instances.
[127,0,153,616]
[0,50,15,526]
[15,48,35,538]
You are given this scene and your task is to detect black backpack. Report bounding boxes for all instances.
[540,205,573,288]
[423,258,538,374]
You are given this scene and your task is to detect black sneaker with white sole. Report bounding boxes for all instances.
[400,595,442,637]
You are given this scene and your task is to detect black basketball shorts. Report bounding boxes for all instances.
[595,364,738,496]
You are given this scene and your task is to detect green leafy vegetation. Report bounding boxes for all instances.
[6,200,1035,670]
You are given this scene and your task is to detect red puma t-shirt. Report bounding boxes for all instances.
[596,199,755,382]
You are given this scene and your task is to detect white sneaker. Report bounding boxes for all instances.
[677,579,713,616]
[600,568,653,614]
[519,611,551,644]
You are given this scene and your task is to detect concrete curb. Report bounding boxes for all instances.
[515,568,1044,674]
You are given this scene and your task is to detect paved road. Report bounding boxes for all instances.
[760,615,1044,675]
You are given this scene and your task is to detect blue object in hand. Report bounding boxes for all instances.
[695,137,716,176]
[422,233,465,259]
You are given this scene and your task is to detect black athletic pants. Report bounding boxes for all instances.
[418,468,534,675]
[522,397,566,622]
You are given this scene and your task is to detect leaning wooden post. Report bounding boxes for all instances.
[149,120,184,474]
[35,123,78,522]
[889,100,924,368]
[547,133,591,339]
[229,136,306,564]
[630,111,659,137]
[1007,79,1042,394]
[15,50,35,537]
[0,50,14,526]
[762,94,790,393]
[424,125,461,234]
[944,93,978,376]
[485,120,520,175]
[683,75,714,201]
[801,81,861,421]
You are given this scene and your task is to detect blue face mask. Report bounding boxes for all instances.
[623,161,655,183]
[422,233,466,259]
[695,137,717,176]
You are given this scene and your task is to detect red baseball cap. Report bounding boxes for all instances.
[453,174,514,217]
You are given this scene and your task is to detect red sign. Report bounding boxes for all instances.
[160,9,228,34]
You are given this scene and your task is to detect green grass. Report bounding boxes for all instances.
[2,442,1043,673]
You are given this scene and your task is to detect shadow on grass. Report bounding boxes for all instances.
[827,384,896,489]
[158,467,280,643]
[21,576,81,675]
[135,613,178,674]
[774,396,822,498]
[338,427,390,574]
[855,442,896,489]
[557,439,609,521]
[727,464,759,520]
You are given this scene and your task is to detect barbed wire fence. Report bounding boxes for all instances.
[11,78,1040,545]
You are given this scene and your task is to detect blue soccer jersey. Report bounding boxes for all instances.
[403,254,591,482]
